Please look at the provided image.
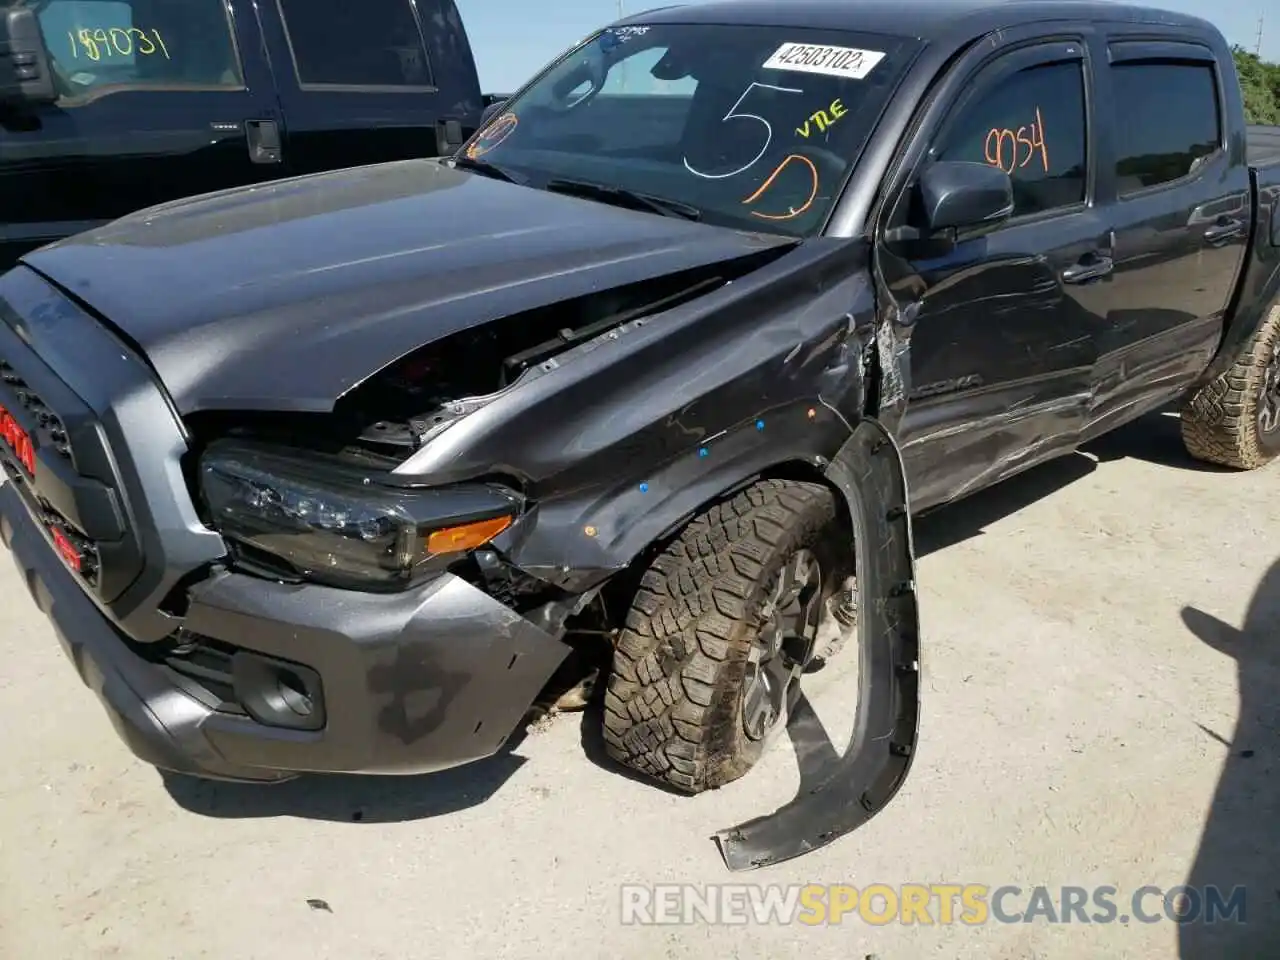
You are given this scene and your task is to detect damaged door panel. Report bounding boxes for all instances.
[873,40,1104,511]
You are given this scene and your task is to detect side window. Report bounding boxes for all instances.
[1109,62,1220,195]
[934,60,1088,217]
[36,0,243,98]
[276,0,433,88]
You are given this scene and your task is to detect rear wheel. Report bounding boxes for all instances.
[602,479,848,793]
[1181,306,1280,470]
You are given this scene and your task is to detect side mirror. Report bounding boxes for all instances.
[0,7,56,108]
[919,161,1013,233]
[480,99,508,127]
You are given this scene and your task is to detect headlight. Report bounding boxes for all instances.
[198,440,522,590]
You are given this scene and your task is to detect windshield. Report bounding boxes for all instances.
[459,23,919,237]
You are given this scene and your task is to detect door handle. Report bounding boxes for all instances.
[1061,254,1114,284]
[1203,218,1245,245]
[245,119,282,165]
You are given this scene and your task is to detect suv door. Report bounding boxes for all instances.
[0,0,281,266]
[1081,37,1252,439]
[876,39,1109,511]
[255,0,484,175]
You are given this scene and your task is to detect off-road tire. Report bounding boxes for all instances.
[1181,305,1280,470]
[602,479,843,794]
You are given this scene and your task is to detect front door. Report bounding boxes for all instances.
[877,40,1110,511]
[0,0,281,266]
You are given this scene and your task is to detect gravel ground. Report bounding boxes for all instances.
[1,409,1277,960]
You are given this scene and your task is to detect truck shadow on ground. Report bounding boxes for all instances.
[910,448,1097,558]
[918,405,1229,558]
[1178,559,1280,958]
[1083,407,1234,473]
[160,732,531,823]
[162,408,1193,823]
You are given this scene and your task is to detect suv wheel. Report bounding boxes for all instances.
[602,479,849,793]
[1182,305,1280,469]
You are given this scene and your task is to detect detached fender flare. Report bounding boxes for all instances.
[713,417,921,871]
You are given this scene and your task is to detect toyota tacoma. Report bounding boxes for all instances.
[0,0,1278,870]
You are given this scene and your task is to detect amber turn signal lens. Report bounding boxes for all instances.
[425,515,513,556]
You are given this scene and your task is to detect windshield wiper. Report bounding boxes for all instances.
[448,155,529,185]
[543,178,702,221]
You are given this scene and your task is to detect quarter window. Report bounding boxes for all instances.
[276,0,433,88]
[935,60,1088,217]
[35,0,243,97]
[1110,62,1220,194]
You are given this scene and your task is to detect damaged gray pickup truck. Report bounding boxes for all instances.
[1,0,1278,870]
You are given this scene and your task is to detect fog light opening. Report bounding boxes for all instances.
[230,651,326,731]
[274,670,314,718]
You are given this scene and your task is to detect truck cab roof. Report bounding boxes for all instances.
[623,0,1216,43]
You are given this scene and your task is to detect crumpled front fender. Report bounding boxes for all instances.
[714,417,921,871]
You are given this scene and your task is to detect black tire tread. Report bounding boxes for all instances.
[1181,305,1280,470]
[602,478,836,794]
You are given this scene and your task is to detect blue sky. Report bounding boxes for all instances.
[456,0,1278,93]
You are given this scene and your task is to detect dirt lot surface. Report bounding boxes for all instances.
[1,409,1277,960]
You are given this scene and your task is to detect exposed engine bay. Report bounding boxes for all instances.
[341,254,782,459]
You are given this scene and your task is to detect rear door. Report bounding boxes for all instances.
[1082,36,1251,437]
[0,0,280,265]
[254,0,484,175]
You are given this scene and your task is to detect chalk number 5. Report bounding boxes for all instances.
[683,81,802,180]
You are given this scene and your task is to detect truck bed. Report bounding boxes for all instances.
[1248,125,1280,167]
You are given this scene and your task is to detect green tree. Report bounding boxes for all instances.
[1234,46,1280,125]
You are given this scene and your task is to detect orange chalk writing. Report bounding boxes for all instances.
[466,112,518,158]
[983,107,1049,174]
[742,153,819,221]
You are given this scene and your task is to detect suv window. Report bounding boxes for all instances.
[35,0,242,97]
[276,0,433,88]
[1110,62,1220,195]
[934,60,1088,217]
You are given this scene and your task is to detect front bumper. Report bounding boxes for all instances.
[0,481,572,782]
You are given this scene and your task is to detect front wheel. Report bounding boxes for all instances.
[1181,305,1280,470]
[601,479,849,794]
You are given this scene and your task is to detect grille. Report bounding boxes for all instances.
[0,359,71,461]
[42,509,101,587]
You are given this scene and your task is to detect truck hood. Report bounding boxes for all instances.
[20,159,792,414]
